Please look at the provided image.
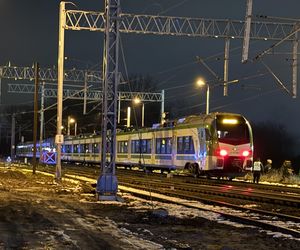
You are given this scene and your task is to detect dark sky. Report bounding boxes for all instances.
[1,0,300,139]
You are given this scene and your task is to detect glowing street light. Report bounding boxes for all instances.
[196,78,239,115]
[133,97,145,127]
[133,97,141,104]
[196,78,210,115]
[67,116,77,136]
[196,78,206,87]
[127,107,131,128]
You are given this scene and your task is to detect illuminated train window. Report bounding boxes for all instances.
[156,138,172,154]
[177,136,194,154]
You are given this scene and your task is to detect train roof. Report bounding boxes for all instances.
[118,112,246,134]
[17,112,248,144]
[161,112,245,127]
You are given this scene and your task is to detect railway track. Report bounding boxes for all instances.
[36,164,300,211]
[119,176,300,208]
[64,171,300,238]
[118,168,300,195]
[11,164,300,238]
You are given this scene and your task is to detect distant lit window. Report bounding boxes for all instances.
[74,144,79,153]
[118,141,128,153]
[84,144,90,153]
[156,138,172,154]
[177,136,194,154]
[92,143,99,153]
[65,145,71,153]
[79,144,84,154]
[131,139,151,154]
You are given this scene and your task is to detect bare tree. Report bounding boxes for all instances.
[252,121,296,168]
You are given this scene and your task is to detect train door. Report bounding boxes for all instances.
[205,128,213,170]
[151,132,155,165]
[172,130,177,168]
[198,128,207,170]
[127,137,131,161]
[198,127,212,171]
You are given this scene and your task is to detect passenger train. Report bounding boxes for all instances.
[16,112,253,178]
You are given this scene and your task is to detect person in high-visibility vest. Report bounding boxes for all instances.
[253,158,263,184]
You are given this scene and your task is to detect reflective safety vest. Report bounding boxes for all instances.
[253,161,262,171]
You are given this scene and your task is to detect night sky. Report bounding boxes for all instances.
[1,0,300,140]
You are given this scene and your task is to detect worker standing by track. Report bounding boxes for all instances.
[252,158,263,184]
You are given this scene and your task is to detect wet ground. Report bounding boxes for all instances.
[0,164,299,250]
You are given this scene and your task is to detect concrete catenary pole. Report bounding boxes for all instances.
[39,82,45,162]
[10,114,15,160]
[160,90,165,124]
[55,1,66,181]
[32,62,39,174]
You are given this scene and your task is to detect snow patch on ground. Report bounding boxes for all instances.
[75,215,164,249]
[121,192,300,240]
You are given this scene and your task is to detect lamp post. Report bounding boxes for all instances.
[67,116,77,136]
[133,97,145,127]
[196,78,239,114]
[196,78,210,115]
[127,107,131,128]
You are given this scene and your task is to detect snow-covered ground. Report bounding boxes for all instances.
[1,164,299,249]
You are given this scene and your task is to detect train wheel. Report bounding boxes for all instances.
[192,163,200,178]
[184,162,191,170]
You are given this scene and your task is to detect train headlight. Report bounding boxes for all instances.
[220,149,228,156]
[242,150,250,157]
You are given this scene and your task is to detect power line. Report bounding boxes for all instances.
[158,0,191,15]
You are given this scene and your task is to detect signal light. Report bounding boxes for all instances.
[220,149,228,156]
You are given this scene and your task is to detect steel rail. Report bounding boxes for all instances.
[117,168,300,195]
[118,175,300,208]
[61,169,300,238]
[12,164,300,238]
[118,182,300,238]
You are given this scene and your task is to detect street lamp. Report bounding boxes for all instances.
[67,116,77,136]
[196,78,239,115]
[127,107,131,128]
[196,78,210,115]
[133,97,145,127]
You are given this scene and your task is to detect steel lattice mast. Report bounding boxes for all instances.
[0,65,102,83]
[8,83,163,102]
[63,7,299,98]
[95,0,120,200]
[64,10,295,41]
[7,83,163,102]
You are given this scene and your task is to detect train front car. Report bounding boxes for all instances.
[209,113,253,179]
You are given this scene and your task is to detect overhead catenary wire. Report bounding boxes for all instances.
[260,61,291,95]
[151,41,265,90]
[175,87,282,113]
[119,33,157,207]
[158,0,191,15]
